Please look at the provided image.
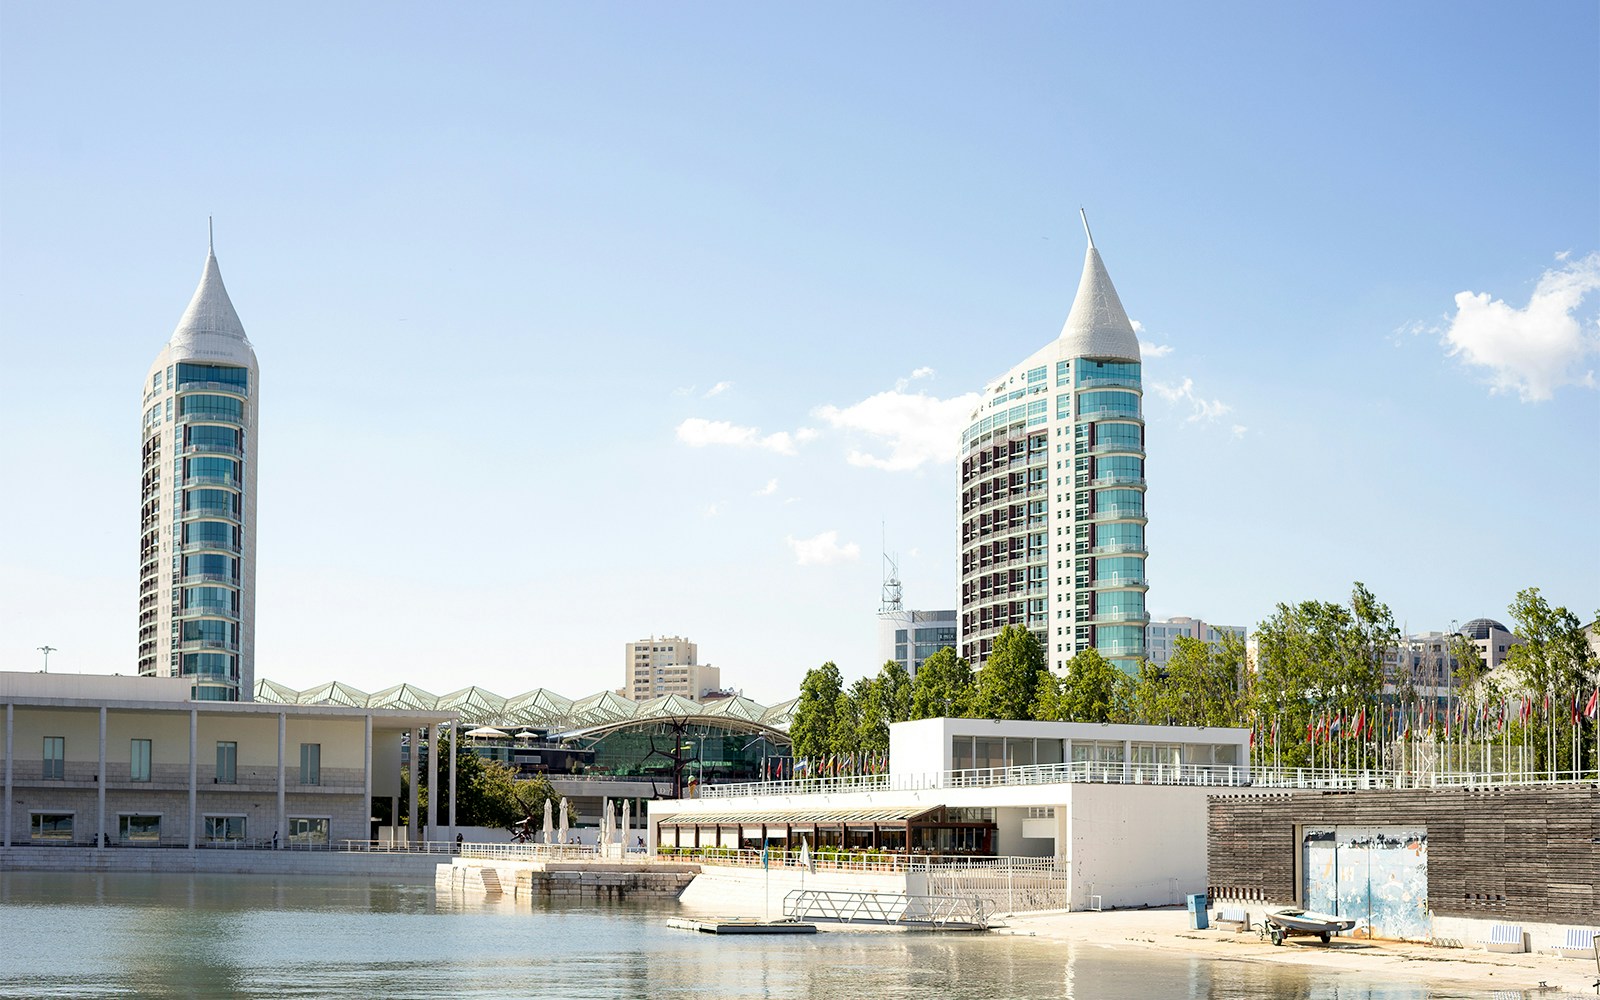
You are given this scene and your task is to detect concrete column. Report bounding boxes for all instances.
[187,709,197,850]
[428,722,438,843]
[362,715,372,845]
[390,795,399,843]
[4,703,13,848]
[97,707,107,849]
[407,727,419,846]
[448,721,457,844]
[276,712,286,849]
[1122,740,1132,782]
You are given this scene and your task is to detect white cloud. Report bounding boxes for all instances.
[1231,424,1248,439]
[753,478,778,496]
[1440,252,1600,401]
[704,381,733,398]
[893,366,937,392]
[703,502,724,518]
[785,530,861,566]
[675,418,811,455]
[1139,340,1173,359]
[814,370,981,472]
[1149,377,1233,423]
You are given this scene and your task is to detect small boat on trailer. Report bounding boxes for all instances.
[1264,909,1357,945]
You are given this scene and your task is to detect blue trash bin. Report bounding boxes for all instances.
[1186,893,1209,930]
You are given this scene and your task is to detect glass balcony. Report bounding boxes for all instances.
[1091,542,1147,556]
[176,380,249,397]
[182,442,243,457]
[178,605,240,621]
[1090,575,1148,590]
[1092,610,1150,625]
[1090,441,1144,457]
[180,541,241,556]
[181,573,239,588]
[183,475,240,489]
[178,410,244,427]
[1091,474,1145,488]
[1089,506,1146,522]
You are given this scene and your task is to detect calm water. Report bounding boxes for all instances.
[0,872,1522,999]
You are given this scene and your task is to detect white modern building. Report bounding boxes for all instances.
[1144,617,1247,669]
[138,235,261,701]
[960,216,1147,674]
[877,609,958,678]
[650,717,1251,911]
[624,635,721,702]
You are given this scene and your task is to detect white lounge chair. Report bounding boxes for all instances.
[1553,927,1596,959]
[1482,924,1525,954]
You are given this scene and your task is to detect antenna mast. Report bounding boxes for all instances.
[878,523,903,615]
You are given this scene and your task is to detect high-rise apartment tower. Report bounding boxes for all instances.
[137,237,260,700]
[959,216,1147,674]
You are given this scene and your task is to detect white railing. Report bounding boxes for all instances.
[701,760,1253,799]
[701,764,1598,800]
[458,842,601,862]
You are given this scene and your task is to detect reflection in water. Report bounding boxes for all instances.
[0,873,1506,1000]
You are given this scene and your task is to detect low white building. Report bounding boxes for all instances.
[649,717,1249,910]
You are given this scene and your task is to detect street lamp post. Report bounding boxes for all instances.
[37,646,57,673]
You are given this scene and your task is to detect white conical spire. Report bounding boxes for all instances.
[170,245,249,346]
[1058,214,1139,362]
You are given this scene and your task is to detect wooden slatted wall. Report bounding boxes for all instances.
[1207,786,1600,923]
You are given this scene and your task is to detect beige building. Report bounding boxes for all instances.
[624,636,721,702]
[2,672,454,849]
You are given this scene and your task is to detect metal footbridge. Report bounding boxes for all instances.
[781,889,989,930]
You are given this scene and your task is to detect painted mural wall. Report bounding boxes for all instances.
[1301,826,1429,940]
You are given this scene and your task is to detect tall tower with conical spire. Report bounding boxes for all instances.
[138,231,261,700]
[958,214,1147,675]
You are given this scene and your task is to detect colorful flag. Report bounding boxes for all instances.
[1585,688,1598,721]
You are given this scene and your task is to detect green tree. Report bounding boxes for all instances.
[1052,647,1122,722]
[1505,588,1597,771]
[829,679,870,754]
[910,647,974,719]
[412,733,555,830]
[856,661,913,756]
[789,661,844,759]
[972,625,1045,719]
[1159,633,1247,727]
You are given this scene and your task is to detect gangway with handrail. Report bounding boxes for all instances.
[781,889,988,930]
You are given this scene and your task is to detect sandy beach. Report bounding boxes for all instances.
[992,908,1598,995]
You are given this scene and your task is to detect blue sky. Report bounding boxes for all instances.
[2,2,1596,703]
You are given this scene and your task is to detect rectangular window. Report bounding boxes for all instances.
[204,815,246,842]
[289,817,330,846]
[131,739,152,782]
[300,743,321,785]
[216,741,237,784]
[119,814,161,843]
[42,737,64,780]
[31,812,73,842]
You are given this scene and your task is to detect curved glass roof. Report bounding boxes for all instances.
[254,678,795,736]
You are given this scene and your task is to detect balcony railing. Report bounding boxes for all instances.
[1089,506,1146,522]
[182,442,243,457]
[180,541,241,555]
[1090,575,1147,590]
[178,605,241,620]
[182,475,240,490]
[181,507,240,523]
[178,410,245,427]
[1090,474,1145,488]
[180,573,239,588]
[179,639,238,652]
[1090,542,1146,556]
[1091,610,1150,624]
[177,380,249,397]
[1091,442,1144,456]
